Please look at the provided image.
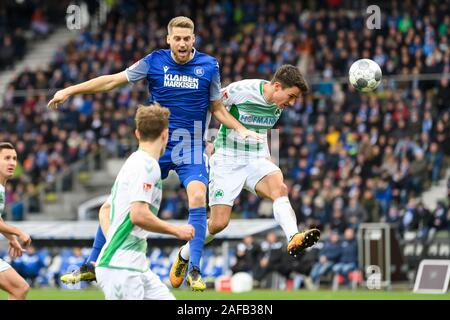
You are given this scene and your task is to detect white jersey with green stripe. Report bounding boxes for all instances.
[0,184,5,218]
[214,79,282,162]
[97,149,162,272]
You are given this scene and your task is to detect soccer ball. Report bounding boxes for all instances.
[348,59,382,92]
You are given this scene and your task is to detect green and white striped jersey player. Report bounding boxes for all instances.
[0,183,31,258]
[172,66,321,285]
[96,150,163,272]
[96,150,176,300]
[0,142,32,300]
[209,78,283,204]
[95,104,194,300]
[208,67,320,252]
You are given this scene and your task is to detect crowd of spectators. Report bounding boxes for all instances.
[0,0,448,243]
[0,0,74,70]
[229,230,359,290]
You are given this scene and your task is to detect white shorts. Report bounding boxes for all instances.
[0,258,11,273]
[96,267,175,300]
[209,154,281,206]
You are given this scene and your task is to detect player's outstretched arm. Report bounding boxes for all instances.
[209,100,264,140]
[47,71,129,109]
[130,202,195,241]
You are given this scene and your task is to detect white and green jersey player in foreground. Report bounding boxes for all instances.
[170,65,321,288]
[0,142,32,300]
[95,104,194,300]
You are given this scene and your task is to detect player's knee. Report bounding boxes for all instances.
[21,283,30,298]
[209,218,229,234]
[188,190,206,207]
[279,183,289,196]
[11,282,29,300]
[271,183,288,200]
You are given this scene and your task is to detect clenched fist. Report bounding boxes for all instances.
[175,224,195,241]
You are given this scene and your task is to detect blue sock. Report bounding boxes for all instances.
[87,225,106,264]
[188,207,206,272]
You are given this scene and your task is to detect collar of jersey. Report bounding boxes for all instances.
[137,148,156,161]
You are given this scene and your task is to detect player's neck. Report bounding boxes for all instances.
[138,142,162,161]
[0,176,7,187]
[262,82,274,104]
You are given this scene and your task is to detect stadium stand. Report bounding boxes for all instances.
[0,0,449,290]
[0,0,76,70]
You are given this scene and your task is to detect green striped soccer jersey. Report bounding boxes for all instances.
[97,150,162,272]
[214,79,282,161]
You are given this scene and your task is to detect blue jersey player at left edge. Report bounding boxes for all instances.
[48,16,261,292]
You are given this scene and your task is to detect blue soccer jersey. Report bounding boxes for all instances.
[126,49,220,143]
[125,49,221,186]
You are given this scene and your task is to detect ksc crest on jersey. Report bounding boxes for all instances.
[194,66,204,77]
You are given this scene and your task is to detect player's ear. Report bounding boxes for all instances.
[166,34,171,45]
[135,129,140,140]
[162,128,169,144]
[273,81,282,92]
[192,34,195,45]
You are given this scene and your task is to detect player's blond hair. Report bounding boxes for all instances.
[167,16,194,34]
[135,103,170,141]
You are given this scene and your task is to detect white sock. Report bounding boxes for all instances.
[180,242,190,261]
[273,196,299,241]
[179,226,215,261]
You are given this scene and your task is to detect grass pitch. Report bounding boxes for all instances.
[1,288,449,300]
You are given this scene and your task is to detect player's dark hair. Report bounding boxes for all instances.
[135,103,170,141]
[0,142,14,152]
[271,64,309,94]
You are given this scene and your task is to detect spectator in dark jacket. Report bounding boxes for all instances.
[401,198,419,233]
[426,142,444,185]
[279,246,320,289]
[309,231,341,286]
[344,197,368,228]
[0,35,14,69]
[416,202,433,239]
[332,228,358,282]
[231,235,261,275]
[429,201,448,236]
[409,150,428,195]
[253,231,284,286]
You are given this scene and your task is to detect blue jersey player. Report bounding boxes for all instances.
[48,16,261,292]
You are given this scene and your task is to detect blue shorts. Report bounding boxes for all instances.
[159,145,209,187]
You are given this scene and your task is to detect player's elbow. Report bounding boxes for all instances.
[130,210,144,226]
[99,202,110,217]
[104,76,120,91]
[103,72,127,91]
[210,101,224,116]
[130,203,149,227]
[212,106,226,119]
[98,203,110,227]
